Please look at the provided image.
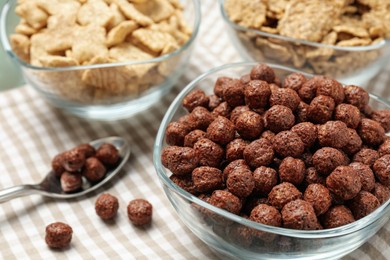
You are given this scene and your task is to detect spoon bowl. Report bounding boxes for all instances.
[0,136,130,203]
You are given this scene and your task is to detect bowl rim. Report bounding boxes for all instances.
[0,0,201,71]
[153,61,390,239]
[218,0,388,52]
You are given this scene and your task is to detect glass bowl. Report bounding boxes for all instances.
[218,0,390,86]
[153,62,390,260]
[0,0,200,120]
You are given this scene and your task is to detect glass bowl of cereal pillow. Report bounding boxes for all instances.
[0,0,200,120]
[153,62,390,260]
[219,0,390,86]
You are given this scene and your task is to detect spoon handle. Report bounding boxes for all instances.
[0,184,41,203]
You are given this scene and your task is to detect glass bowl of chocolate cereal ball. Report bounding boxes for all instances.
[153,62,390,260]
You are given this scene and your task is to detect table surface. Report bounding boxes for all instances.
[1,1,389,259]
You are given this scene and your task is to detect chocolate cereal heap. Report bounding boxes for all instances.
[161,64,390,235]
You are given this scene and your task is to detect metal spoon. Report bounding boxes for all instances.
[0,136,130,203]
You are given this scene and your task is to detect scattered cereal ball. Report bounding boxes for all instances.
[291,122,317,149]
[244,80,271,109]
[165,121,191,146]
[268,182,303,210]
[349,162,375,192]
[264,105,295,133]
[225,138,249,162]
[223,79,246,107]
[278,157,305,186]
[281,199,320,230]
[308,95,335,124]
[170,175,197,195]
[52,152,66,177]
[230,105,251,124]
[227,167,254,198]
[188,106,216,131]
[60,171,82,192]
[250,204,281,241]
[207,116,235,145]
[209,190,242,215]
[161,146,198,176]
[62,148,86,172]
[269,88,300,111]
[318,121,349,149]
[250,63,275,83]
[304,167,326,186]
[283,72,307,92]
[253,166,278,196]
[192,166,223,193]
[95,193,119,220]
[358,118,385,147]
[182,89,209,112]
[193,138,224,167]
[352,148,379,167]
[344,85,369,111]
[74,143,96,158]
[214,77,233,98]
[243,138,274,168]
[95,143,119,166]
[183,129,207,148]
[348,191,380,220]
[326,166,362,200]
[322,205,355,229]
[342,128,362,156]
[83,157,106,182]
[371,110,390,132]
[304,184,332,216]
[334,104,361,129]
[208,94,222,111]
[272,131,304,158]
[223,159,250,181]
[235,111,263,140]
[315,77,344,104]
[295,101,310,123]
[212,101,232,118]
[372,182,390,204]
[378,139,390,157]
[373,155,390,186]
[45,222,73,249]
[298,76,324,103]
[127,199,153,226]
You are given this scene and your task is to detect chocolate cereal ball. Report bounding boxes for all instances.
[281,199,320,230]
[342,128,363,156]
[45,222,73,249]
[358,118,385,147]
[298,76,324,103]
[318,121,349,149]
[326,166,362,200]
[348,191,380,220]
[192,166,223,193]
[349,162,375,192]
[161,146,199,176]
[243,138,274,168]
[279,157,305,186]
[182,89,209,112]
[235,111,263,140]
[183,129,207,147]
[372,182,390,204]
[95,143,119,167]
[373,154,390,186]
[193,138,224,167]
[291,122,317,149]
[322,205,355,229]
[208,94,222,111]
[353,148,380,167]
[244,80,271,109]
[230,105,251,124]
[334,104,361,129]
[283,72,307,92]
[223,159,250,181]
[188,106,215,131]
[227,168,255,198]
[75,143,96,158]
[250,204,282,241]
[304,184,332,216]
[260,130,275,144]
[207,116,235,145]
[295,101,310,123]
[127,199,153,226]
[264,105,295,133]
[308,95,335,124]
[209,190,242,215]
[95,193,119,220]
[62,148,86,172]
[371,110,390,132]
[223,79,246,107]
[165,121,191,146]
[269,88,300,111]
[250,63,275,83]
[344,85,369,111]
[268,182,303,210]
[214,76,233,98]
[315,77,345,104]
[83,157,107,182]
[272,131,304,158]
[378,139,390,157]
[52,152,66,177]
[225,139,249,162]
[60,171,82,192]
[253,166,278,196]
[304,167,326,186]
[212,101,232,118]
[170,175,197,195]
